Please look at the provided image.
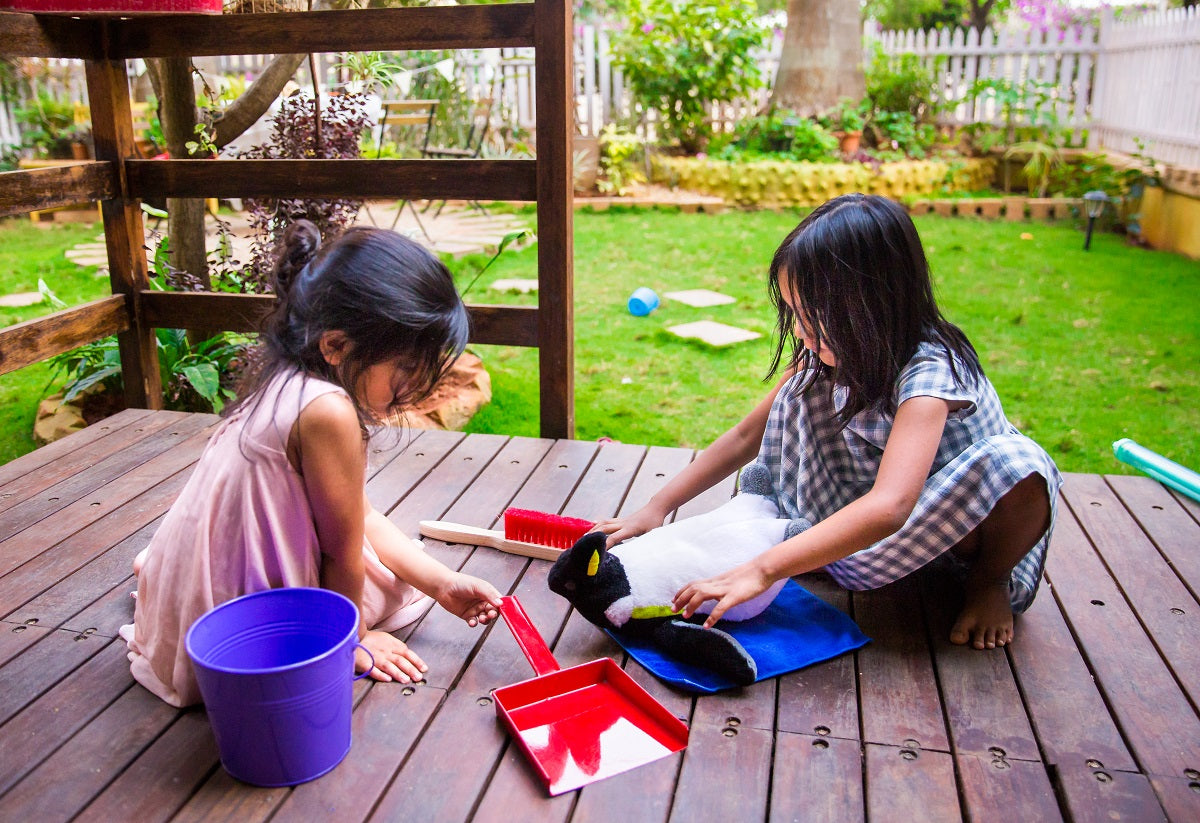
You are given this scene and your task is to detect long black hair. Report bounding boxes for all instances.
[767,193,982,423]
[228,220,469,431]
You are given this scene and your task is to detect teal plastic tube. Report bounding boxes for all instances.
[1112,439,1200,503]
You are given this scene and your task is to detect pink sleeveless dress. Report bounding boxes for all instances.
[122,369,431,707]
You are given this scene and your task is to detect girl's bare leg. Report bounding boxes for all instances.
[949,473,1050,649]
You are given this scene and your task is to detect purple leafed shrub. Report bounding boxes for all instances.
[239,91,374,286]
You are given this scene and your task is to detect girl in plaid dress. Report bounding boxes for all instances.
[598,194,1061,650]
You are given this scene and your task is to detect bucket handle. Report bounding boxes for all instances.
[353,642,376,681]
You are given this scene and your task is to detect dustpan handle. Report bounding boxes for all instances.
[499,596,561,676]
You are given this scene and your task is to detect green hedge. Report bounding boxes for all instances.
[650,156,997,208]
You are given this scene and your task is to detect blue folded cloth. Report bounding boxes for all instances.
[607,579,870,694]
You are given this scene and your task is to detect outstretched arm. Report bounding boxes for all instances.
[673,395,952,627]
[297,393,426,682]
[364,504,502,627]
[595,372,794,547]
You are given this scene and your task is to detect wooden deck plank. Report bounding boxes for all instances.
[0,410,201,549]
[921,570,1041,762]
[770,733,865,823]
[367,440,598,820]
[864,743,961,821]
[0,683,180,821]
[0,462,194,625]
[1045,491,1200,779]
[0,407,153,489]
[270,683,446,822]
[1148,775,1200,821]
[1104,473,1200,602]
[1064,474,1200,708]
[0,621,49,666]
[1006,573,1138,772]
[0,625,110,727]
[854,575,950,752]
[956,754,1061,821]
[777,574,859,741]
[363,428,468,516]
[0,417,1198,820]
[0,637,131,795]
[5,516,160,634]
[1056,766,1168,822]
[669,703,773,822]
[0,407,158,516]
[72,711,219,823]
[0,414,215,579]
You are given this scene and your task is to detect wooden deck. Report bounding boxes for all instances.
[1,408,1198,821]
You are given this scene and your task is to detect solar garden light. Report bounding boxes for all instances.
[1082,190,1108,251]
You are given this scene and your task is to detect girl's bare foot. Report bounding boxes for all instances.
[950,580,1013,649]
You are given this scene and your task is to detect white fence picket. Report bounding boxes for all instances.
[5,12,1196,170]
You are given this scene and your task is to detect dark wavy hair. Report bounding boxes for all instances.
[767,193,982,423]
[228,220,469,432]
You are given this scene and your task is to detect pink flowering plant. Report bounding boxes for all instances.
[610,0,767,153]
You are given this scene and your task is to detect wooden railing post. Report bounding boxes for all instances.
[534,0,575,439]
[84,35,161,410]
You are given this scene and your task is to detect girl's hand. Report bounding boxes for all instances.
[434,573,503,627]
[672,563,773,629]
[594,504,668,549]
[358,630,428,683]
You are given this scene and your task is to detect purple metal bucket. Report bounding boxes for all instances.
[185,587,368,787]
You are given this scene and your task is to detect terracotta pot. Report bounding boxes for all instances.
[836,130,862,157]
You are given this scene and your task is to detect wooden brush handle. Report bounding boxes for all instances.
[417,520,564,562]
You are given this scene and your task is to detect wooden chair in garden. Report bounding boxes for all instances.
[374,98,439,234]
[422,95,495,216]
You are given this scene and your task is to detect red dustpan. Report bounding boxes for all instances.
[493,596,689,795]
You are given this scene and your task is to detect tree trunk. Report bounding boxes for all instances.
[967,0,997,32]
[209,53,306,149]
[769,0,865,117]
[158,57,210,294]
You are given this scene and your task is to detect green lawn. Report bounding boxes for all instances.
[456,206,1200,476]
[2,209,1198,476]
[0,219,108,463]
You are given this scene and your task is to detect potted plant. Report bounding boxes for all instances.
[825,97,866,157]
[15,91,80,159]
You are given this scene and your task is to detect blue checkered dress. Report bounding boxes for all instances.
[756,341,1062,611]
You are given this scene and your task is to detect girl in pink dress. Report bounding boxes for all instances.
[123,220,502,707]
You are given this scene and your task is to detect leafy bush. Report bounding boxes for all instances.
[864,45,941,124]
[862,45,943,158]
[239,91,373,280]
[610,0,767,153]
[47,328,252,414]
[870,109,938,159]
[597,123,644,195]
[15,90,82,158]
[717,110,839,163]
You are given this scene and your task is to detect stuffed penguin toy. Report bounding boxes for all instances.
[548,464,811,686]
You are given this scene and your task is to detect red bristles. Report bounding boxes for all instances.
[503,508,594,549]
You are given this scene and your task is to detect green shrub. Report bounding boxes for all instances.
[610,0,767,153]
[718,110,839,163]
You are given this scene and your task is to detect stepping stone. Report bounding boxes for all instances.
[491,278,538,294]
[664,288,735,308]
[0,292,44,307]
[667,320,761,347]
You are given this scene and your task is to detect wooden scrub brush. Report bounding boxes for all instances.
[419,508,595,561]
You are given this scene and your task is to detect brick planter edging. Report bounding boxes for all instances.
[908,197,1082,221]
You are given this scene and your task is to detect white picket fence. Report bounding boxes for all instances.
[9,8,1199,169]
[1089,6,1200,166]
[873,7,1200,167]
[572,10,1200,168]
